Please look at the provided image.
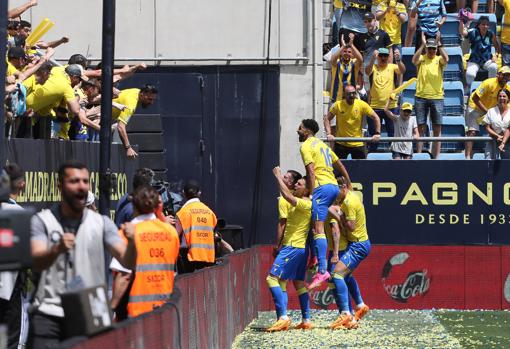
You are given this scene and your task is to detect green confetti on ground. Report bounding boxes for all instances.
[232,309,510,348]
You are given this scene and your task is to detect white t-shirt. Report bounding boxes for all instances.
[391,115,417,155]
[482,106,510,134]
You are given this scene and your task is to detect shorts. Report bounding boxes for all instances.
[415,97,443,126]
[340,240,371,271]
[392,151,412,159]
[327,248,348,274]
[465,107,483,131]
[312,183,340,222]
[270,246,308,281]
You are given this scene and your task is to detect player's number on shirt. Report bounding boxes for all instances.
[321,147,333,168]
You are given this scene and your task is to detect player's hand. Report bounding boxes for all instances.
[272,245,281,258]
[58,233,75,253]
[371,134,381,143]
[272,166,282,177]
[326,134,335,141]
[331,254,339,264]
[121,222,136,241]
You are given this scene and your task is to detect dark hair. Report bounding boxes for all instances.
[301,119,319,135]
[183,179,200,199]
[133,168,155,190]
[37,61,53,74]
[140,84,158,94]
[4,163,24,193]
[58,160,88,181]
[286,170,302,186]
[132,185,159,214]
[498,89,510,99]
[82,78,100,90]
[7,21,20,30]
[68,54,88,69]
[19,20,31,29]
[476,16,490,27]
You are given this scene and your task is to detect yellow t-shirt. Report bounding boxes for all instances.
[340,190,369,243]
[278,196,292,219]
[281,198,312,248]
[330,58,359,102]
[22,75,37,96]
[415,55,445,100]
[468,77,510,112]
[502,0,510,44]
[369,63,400,109]
[378,3,407,45]
[6,61,18,77]
[300,136,339,188]
[26,68,76,114]
[325,216,349,252]
[112,88,140,125]
[334,0,343,8]
[330,99,374,147]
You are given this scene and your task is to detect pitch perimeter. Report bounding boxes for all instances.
[232,309,510,348]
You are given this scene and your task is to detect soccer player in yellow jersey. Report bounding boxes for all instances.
[266,167,313,332]
[327,177,371,329]
[297,119,351,290]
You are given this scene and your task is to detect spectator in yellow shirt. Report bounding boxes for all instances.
[324,85,381,159]
[376,0,408,55]
[412,34,448,159]
[365,47,405,152]
[112,85,158,159]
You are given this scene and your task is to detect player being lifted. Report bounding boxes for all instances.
[297,119,351,289]
[266,167,313,332]
[327,176,371,329]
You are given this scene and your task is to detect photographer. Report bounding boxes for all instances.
[115,168,155,227]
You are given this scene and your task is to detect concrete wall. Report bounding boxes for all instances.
[8,0,323,172]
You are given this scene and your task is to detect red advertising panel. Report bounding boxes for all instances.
[260,245,508,310]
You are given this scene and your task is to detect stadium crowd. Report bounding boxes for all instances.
[325,0,510,159]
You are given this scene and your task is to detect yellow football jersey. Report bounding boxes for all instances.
[300,136,339,188]
[281,197,312,249]
[341,190,369,242]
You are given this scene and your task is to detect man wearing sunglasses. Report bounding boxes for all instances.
[412,33,449,159]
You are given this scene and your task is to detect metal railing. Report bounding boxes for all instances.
[318,136,493,142]
[53,56,310,63]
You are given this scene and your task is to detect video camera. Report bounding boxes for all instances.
[0,208,34,271]
[151,180,183,216]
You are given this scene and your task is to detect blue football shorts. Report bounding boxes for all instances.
[339,240,371,271]
[312,183,340,222]
[270,245,309,281]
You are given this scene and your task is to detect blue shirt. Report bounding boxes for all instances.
[114,193,134,227]
[467,28,494,65]
[412,0,446,36]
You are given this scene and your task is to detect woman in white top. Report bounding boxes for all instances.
[484,89,510,159]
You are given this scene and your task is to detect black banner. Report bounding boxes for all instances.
[344,160,510,245]
[6,139,137,219]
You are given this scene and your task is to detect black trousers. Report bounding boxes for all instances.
[0,275,24,349]
[334,143,367,159]
[27,312,65,349]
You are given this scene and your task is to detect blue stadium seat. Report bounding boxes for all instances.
[469,13,497,34]
[472,152,486,160]
[443,81,465,115]
[473,124,489,153]
[412,152,432,160]
[402,81,416,107]
[402,47,416,81]
[440,16,461,46]
[442,115,465,126]
[444,47,464,82]
[437,152,467,159]
[367,152,393,160]
[442,114,466,151]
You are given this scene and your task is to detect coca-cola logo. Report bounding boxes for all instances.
[381,252,431,303]
[310,288,336,308]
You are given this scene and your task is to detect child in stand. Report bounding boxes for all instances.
[383,99,419,159]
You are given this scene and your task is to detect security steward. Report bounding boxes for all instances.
[113,185,179,318]
[176,180,217,273]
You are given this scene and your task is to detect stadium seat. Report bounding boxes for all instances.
[440,16,461,46]
[412,152,432,160]
[444,47,464,82]
[437,152,467,159]
[367,152,393,160]
[402,81,416,107]
[470,81,481,95]
[473,125,489,153]
[443,81,465,116]
[472,152,486,160]
[442,115,466,151]
[402,47,416,81]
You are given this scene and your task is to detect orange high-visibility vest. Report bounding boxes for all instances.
[127,219,179,317]
[176,200,217,263]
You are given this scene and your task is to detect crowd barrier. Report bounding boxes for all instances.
[59,247,261,349]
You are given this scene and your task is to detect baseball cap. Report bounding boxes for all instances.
[425,39,438,48]
[401,102,413,111]
[364,12,375,21]
[378,47,390,55]
[7,47,26,59]
[499,66,510,74]
[65,64,89,81]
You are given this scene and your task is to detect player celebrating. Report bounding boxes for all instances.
[297,119,351,290]
[327,176,371,329]
[266,167,313,332]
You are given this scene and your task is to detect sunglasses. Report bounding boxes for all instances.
[379,54,389,57]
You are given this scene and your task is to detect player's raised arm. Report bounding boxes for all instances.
[273,167,298,206]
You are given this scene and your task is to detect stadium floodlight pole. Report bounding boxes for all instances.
[0,1,8,165]
[99,0,116,216]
